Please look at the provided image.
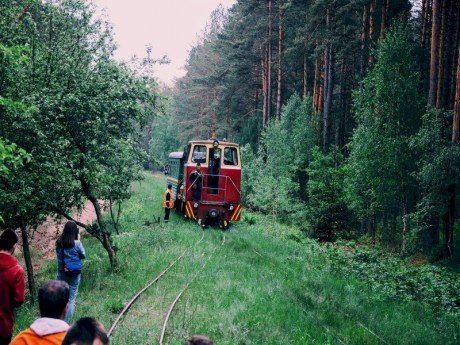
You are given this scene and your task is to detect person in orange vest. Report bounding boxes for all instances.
[163,184,175,223]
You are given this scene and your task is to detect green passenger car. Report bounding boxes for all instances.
[167,152,185,208]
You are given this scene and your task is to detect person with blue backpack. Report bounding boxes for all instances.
[56,221,86,323]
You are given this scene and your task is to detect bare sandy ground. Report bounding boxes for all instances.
[18,202,97,263]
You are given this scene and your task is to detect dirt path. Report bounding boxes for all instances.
[21,202,98,263]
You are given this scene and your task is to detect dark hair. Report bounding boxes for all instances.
[38,280,69,319]
[167,184,172,189]
[185,335,214,345]
[62,317,109,345]
[0,230,19,251]
[56,221,79,248]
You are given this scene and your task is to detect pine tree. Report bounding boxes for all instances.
[347,23,423,245]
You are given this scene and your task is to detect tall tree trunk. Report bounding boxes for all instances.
[360,5,368,87]
[380,0,389,41]
[254,87,259,117]
[275,0,283,121]
[322,8,333,155]
[313,44,320,112]
[318,51,325,115]
[109,199,121,234]
[368,0,376,66]
[322,47,329,152]
[429,0,441,107]
[337,58,346,149]
[448,1,460,109]
[267,0,273,121]
[402,200,408,254]
[303,42,308,98]
[453,45,460,144]
[19,217,35,304]
[442,44,460,258]
[79,176,118,268]
[436,0,447,109]
[262,53,267,127]
[100,231,117,268]
[213,92,218,130]
[88,197,118,267]
[442,183,455,257]
[421,0,429,47]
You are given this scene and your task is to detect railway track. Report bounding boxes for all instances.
[106,228,388,344]
[107,232,224,344]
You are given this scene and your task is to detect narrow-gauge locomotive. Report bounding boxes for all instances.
[166,134,241,228]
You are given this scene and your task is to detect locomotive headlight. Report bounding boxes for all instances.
[229,205,234,211]
[213,140,219,148]
[209,209,218,218]
[193,202,199,208]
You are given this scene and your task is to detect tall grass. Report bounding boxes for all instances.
[14,173,459,344]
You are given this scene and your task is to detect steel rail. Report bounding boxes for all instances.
[159,258,210,345]
[159,235,226,344]
[107,232,205,338]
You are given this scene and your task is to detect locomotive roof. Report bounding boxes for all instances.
[188,139,239,147]
[169,152,184,159]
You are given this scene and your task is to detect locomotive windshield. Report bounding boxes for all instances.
[192,145,207,163]
[223,147,239,166]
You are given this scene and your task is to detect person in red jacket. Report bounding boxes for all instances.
[0,229,25,345]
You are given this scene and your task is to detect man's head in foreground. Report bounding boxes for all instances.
[62,317,109,345]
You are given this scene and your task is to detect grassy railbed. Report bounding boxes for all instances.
[14,173,460,344]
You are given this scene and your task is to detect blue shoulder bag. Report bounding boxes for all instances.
[61,247,82,277]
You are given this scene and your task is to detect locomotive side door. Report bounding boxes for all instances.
[207,147,221,194]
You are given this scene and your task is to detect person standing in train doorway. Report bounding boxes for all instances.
[163,184,175,223]
[190,162,203,201]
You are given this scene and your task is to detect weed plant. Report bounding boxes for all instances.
[13,173,460,344]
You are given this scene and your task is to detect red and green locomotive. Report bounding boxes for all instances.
[167,135,241,228]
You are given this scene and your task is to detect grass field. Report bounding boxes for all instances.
[14,173,460,344]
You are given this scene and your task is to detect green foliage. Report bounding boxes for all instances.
[327,242,460,316]
[346,23,423,241]
[409,108,460,251]
[242,211,256,225]
[106,297,124,314]
[0,137,30,175]
[242,94,318,224]
[0,137,31,223]
[305,147,351,241]
[239,144,256,205]
[0,0,162,266]
[281,94,317,201]
[149,113,181,168]
[245,121,299,221]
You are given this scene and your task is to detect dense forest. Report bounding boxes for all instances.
[160,0,460,261]
[0,0,459,301]
[0,0,164,296]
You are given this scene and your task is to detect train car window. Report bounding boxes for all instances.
[191,145,207,163]
[223,147,238,166]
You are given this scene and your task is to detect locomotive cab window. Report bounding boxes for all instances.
[223,147,239,166]
[191,145,207,163]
